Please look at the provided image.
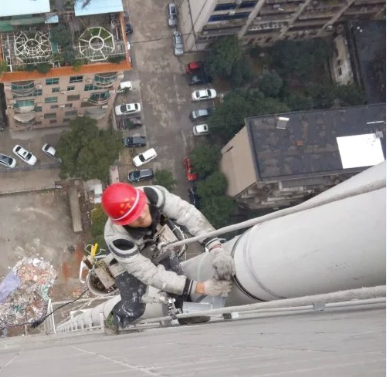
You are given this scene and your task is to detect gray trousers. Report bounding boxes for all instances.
[112,253,184,328]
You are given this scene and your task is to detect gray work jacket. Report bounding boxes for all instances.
[104,185,216,295]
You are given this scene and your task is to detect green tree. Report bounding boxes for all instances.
[197,171,228,198]
[90,204,107,238]
[285,93,314,111]
[205,36,242,78]
[0,60,8,75]
[191,144,221,179]
[201,196,236,229]
[305,82,336,109]
[50,25,72,47]
[258,72,283,97]
[57,117,122,181]
[153,169,177,192]
[36,63,51,74]
[334,84,366,107]
[230,54,255,88]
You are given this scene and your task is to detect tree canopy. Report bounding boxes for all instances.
[205,36,242,79]
[153,169,177,192]
[190,144,221,179]
[197,171,228,198]
[201,196,236,229]
[258,72,283,98]
[57,117,122,181]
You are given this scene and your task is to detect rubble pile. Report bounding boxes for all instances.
[0,257,56,329]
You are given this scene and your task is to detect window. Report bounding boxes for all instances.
[84,84,99,91]
[35,121,42,126]
[65,103,73,108]
[49,120,56,125]
[67,86,75,91]
[51,104,59,109]
[69,76,83,83]
[63,118,71,123]
[67,95,80,101]
[46,78,59,85]
[65,110,78,117]
[338,67,342,76]
[15,100,34,108]
[208,12,250,22]
[13,89,42,98]
[11,81,34,91]
[214,3,236,11]
[44,113,56,119]
[52,87,60,93]
[45,97,58,103]
[35,106,42,112]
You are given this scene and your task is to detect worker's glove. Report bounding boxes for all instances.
[203,278,232,297]
[205,239,236,281]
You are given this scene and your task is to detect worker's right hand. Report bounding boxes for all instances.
[201,278,232,297]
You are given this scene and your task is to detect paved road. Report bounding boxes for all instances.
[119,0,213,199]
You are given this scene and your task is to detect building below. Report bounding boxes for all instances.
[220,104,386,210]
[0,0,131,130]
[179,0,386,51]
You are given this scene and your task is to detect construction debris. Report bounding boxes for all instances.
[0,257,56,330]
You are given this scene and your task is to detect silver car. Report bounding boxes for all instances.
[0,153,16,168]
[167,3,177,27]
[173,31,184,56]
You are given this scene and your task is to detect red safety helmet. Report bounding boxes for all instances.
[101,183,147,226]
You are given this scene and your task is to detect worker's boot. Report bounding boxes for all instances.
[104,313,119,335]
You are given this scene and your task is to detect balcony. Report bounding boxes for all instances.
[88,91,111,105]
[14,112,35,125]
[14,99,35,113]
[93,73,117,88]
[11,81,35,95]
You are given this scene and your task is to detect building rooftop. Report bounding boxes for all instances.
[74,0,123,17]
[246,104,386,181]
[0,0,50,17]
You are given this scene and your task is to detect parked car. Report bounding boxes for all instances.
[193,124,210,136]
[0,152,16,168]
[12,145,37,166]
[190,107,214,120]
[184,157,198,181]
[133,148,157,167]
[173,31,184,56]
[116,81,133,93]
[123,136,147,148]
[128,168,154,183]
[118,117,143,130]
[186,61,203,74]
[166,2,178,27]
[188,186,201,209]
[115,103,141,116]
[189,72,212,86]
[192,88,216,101]
[42,143,61,162]
[125,23,133,35]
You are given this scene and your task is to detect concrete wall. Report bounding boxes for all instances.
[220,126,256,197]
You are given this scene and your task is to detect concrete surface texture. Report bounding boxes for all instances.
[0,305,385,376]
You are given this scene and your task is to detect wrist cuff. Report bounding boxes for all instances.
[183,278,196,296]
[204,238,221,251]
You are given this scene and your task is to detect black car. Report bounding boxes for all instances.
[188,186,201,209]
[125,23,133,35]
[123,136,147,148]
[128,168,154,183]
[118,117,143,130]
[188,72,212,86]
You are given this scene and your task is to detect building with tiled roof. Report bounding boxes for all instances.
[0,0,131,130]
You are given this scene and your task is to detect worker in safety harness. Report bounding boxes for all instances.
[101,182,235,333]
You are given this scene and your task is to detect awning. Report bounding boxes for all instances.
[14,113,35,123]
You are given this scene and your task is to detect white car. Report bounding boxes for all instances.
[117,81,133,93]
[193,124,210,136]
[133,148,157,167]
[115,103,141,116]
[12,144,37,166]
[192,88,217,101]
[0,153,16,168]
[42,143,60,161]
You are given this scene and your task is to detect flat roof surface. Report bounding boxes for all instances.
[74,0,123,16]
[247,104,386,180]
[0,0,50,17]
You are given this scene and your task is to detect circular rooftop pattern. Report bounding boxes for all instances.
[14,31,52,62]
[78,27,115,62]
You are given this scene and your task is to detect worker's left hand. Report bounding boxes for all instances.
[211,247,236,281]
